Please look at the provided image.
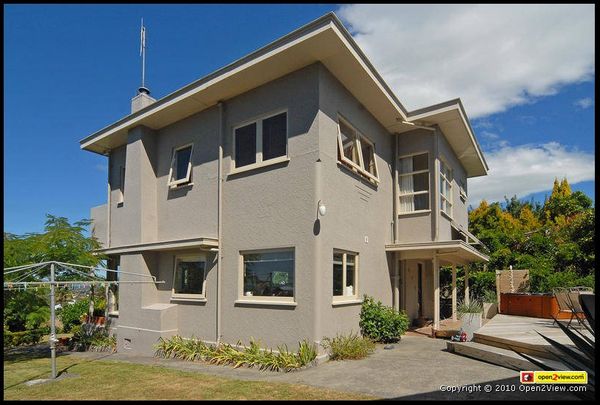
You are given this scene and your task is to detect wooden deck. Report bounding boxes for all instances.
[473,314,589,359]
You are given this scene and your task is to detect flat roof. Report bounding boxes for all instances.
[80,12,487,177]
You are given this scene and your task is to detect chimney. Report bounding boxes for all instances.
[131,86,156,114]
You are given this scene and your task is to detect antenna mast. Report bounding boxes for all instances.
[139,18,149,94]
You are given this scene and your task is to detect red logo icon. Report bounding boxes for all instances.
[520,371,534,384]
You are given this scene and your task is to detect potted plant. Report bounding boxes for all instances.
[482,290,498,319]
[457,298,483,341]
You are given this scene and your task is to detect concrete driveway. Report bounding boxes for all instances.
[70,335,578,400]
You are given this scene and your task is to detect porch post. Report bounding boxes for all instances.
[433,254,440,331]
[464,266,470,304]
[451,264,457,321]
[393,253,399,311]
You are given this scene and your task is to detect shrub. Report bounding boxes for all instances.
[3,329,44,347]
[69,323,110,351]
[154,336,317,372]
[60,299,89,332]
[321,331,375,360]
[482,290,497,304]
[359,295,409,343]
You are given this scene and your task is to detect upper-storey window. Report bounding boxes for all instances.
[233,111,287,169]
[440,159,453,218]
[398,152,429,214]
[168,144,193,187]
[337,117,379,183]
[117,166,125,204]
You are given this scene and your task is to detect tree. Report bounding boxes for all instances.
[3,214,105,333]
[468,178,594,294]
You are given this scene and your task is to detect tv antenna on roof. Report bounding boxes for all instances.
[139,18,150,95]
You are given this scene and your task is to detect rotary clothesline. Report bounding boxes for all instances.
[3,260,164,379]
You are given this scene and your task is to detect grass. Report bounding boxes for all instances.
[3,353,374,400]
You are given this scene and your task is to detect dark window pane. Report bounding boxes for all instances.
[235,123,257,168]
[333,253,343,296]
[360,140,377,176]
[263,113,287,160]
[175,146,192,181]
[413,172,429,192]
[174,260,205,294]
[243,251,294,297]
[415,194,429,210]
[413,153,428,171]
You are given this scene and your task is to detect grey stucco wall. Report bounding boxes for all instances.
[90,204,107,247]
[218,63,321,348]
[316,65,395,340]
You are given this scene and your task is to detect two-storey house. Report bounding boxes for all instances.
[82,13,489,356]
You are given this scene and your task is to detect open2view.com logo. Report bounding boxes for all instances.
[520,371,588,384]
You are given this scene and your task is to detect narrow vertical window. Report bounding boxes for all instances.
[398,153,429,214]
[440,159,453,217]
[332,251,358,301]
[118,166,125,204]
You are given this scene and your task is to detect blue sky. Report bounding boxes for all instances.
[3,4,595,235]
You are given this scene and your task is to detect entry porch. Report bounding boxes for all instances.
[386,240,489,331]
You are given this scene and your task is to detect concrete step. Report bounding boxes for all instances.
[446,340,567,371]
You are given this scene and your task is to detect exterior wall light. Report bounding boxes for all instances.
[318,200,327,217]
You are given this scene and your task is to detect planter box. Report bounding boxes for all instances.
[483,302,498,319]
[459,313,482,341]
[500,293,572,319]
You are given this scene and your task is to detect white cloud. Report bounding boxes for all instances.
[468,142,595,204]
[574,97,594,109]
[94,164,107,172]
[338,4,595,118]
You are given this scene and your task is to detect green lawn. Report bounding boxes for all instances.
[4,353,374,400]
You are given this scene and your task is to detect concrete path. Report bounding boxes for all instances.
[68,336,578,400]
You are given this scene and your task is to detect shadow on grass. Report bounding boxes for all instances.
[3,345,113,390]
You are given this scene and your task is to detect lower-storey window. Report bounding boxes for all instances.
[241,249,294,301]
[333,250,358,301]
[172,255,206,299]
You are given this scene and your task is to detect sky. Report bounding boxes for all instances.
[3,4,595,235]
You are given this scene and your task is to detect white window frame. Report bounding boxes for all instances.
[168,143,194,188]
[336,116,380,184]
[439,157,453,218]
[397,151,430,215]
[171,253,207,301]
[332,250,359,303]
[237,247,296,305]
[231,109,289,173]
[459,179,467,202]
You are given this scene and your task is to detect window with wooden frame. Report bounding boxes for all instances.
[440,159,453,218]
[239,248,295,303]
[233,111,288,170]
[398,152,430,214]
[168,144,193,187]
[332,250,358,302]
[172,254,207,300]
[337,117,379,183]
